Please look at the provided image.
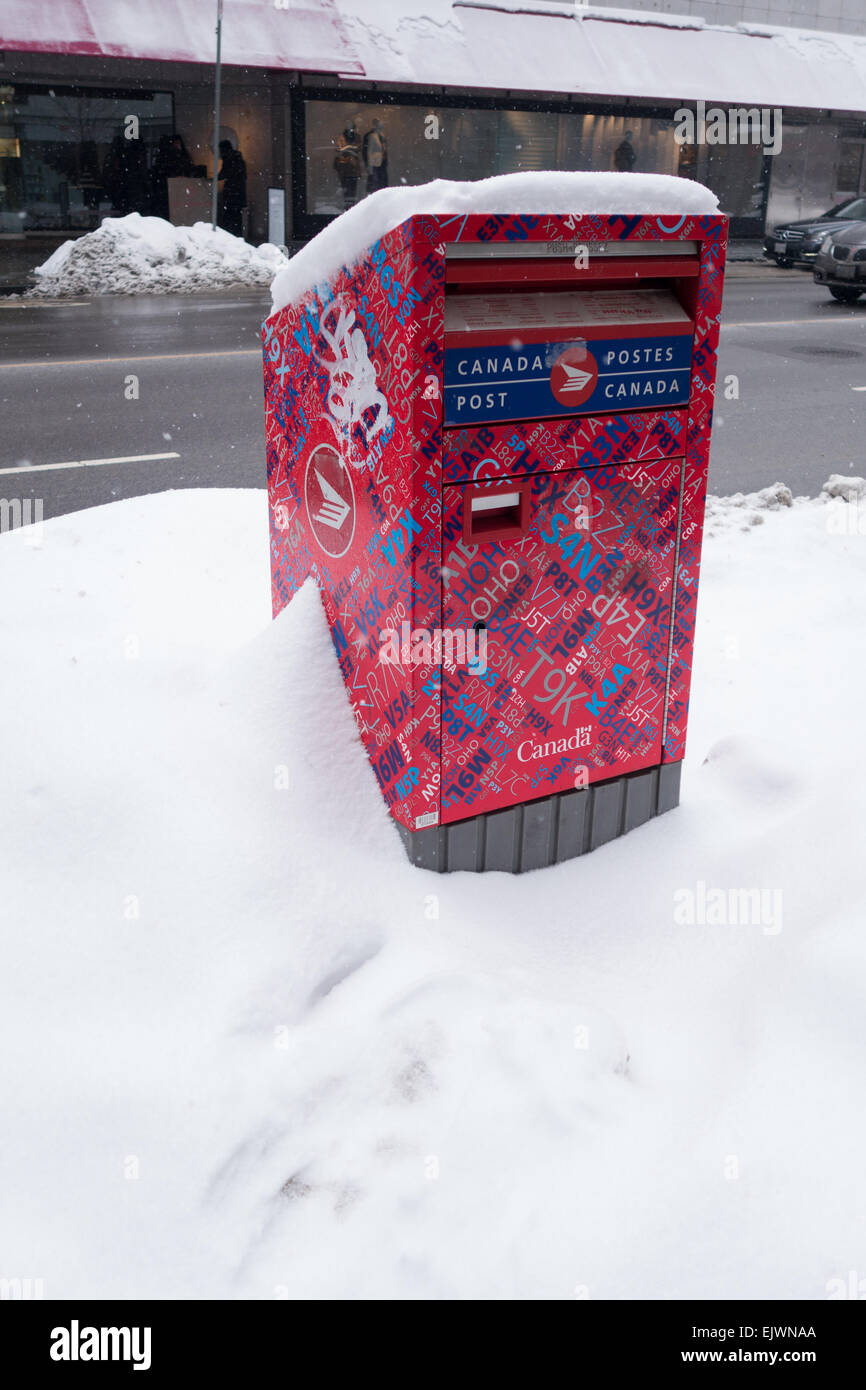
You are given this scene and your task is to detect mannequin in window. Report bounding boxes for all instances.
[363,119,389,194]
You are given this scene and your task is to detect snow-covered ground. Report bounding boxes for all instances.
[30,214,288,297]
[0,482,864,1300]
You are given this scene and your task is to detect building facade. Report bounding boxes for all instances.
[584,0,866,36]
[1,0,865,262]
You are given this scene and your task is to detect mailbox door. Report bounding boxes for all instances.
[440,457,683,825]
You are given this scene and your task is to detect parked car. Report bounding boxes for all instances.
[763,196,866,268]
[813,222,866,302]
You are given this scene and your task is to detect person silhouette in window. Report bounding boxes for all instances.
[218,139,247,238]
[614,131,636,173]
[102,126,149,215]
[150,134,193,220]
[333,125,362,208]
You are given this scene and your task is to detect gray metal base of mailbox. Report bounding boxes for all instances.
[396,761,682,873]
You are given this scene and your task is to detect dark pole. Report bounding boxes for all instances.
[210,0,224,230]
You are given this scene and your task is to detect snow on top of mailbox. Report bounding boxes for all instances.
[269,171,718,316]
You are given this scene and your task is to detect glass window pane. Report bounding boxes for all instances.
[304,100,683,215]
[701,142,766,220]
[836,142,864,196]
[1,86,174,233]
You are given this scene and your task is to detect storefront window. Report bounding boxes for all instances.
[304,99,680,215]
[0,85,174,234]
[302,96,768,236]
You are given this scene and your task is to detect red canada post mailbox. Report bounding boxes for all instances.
[263,177,727,872]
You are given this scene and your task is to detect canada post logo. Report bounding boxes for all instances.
[550,345,598,408]
[444,334,692,426]
[304,443,355,558]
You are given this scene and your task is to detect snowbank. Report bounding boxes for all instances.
[703,480,796,536]
[269,172,718,314]
[822,473,866,503]
[31,213,288,297]
[0,481,863,1300]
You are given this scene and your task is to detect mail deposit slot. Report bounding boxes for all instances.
[263,184,727,873]
[444,288,694,426]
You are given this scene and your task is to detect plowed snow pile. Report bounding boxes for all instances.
[30,213,288,296]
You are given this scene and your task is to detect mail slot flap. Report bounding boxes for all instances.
[445,253,700,288]
[444,288,693,346]
[443,288,694,429]
[445,240,699,261]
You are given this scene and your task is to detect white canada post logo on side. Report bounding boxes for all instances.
[49,1320,152,1371]
[303,443,355,558]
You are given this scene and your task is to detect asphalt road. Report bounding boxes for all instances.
[0,289,271,518]
[713,264,866,495]
[0,265,864,521]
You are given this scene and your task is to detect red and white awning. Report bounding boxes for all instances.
[0,0,364,75]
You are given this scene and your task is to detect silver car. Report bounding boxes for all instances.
[813,222,866,303]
